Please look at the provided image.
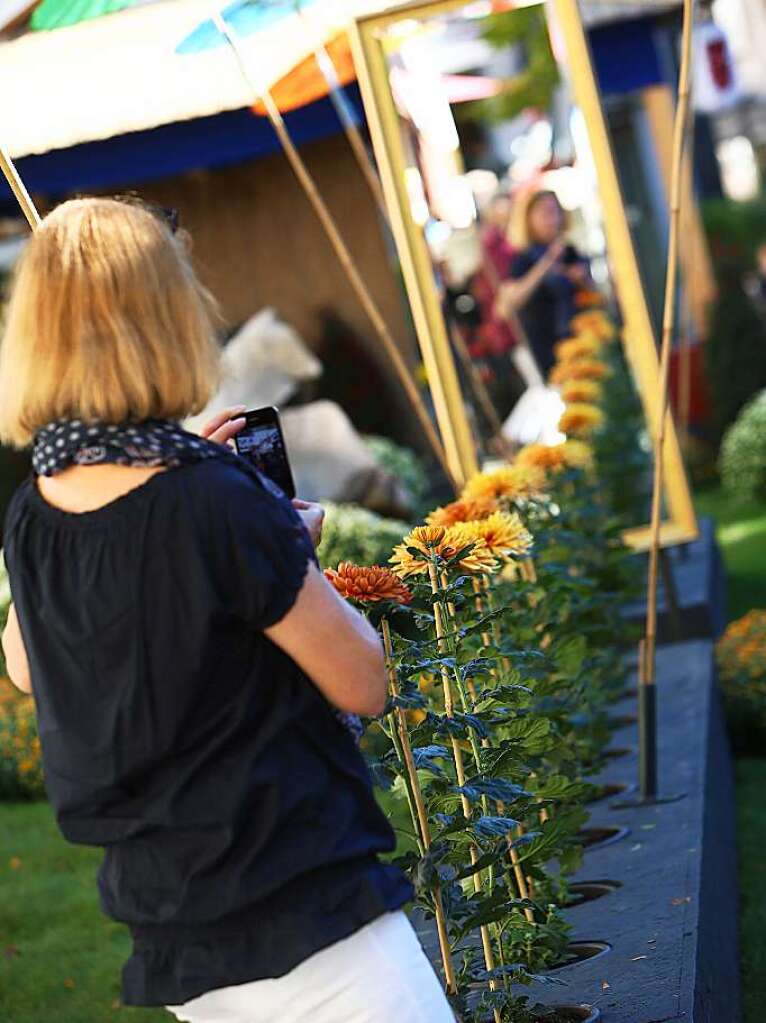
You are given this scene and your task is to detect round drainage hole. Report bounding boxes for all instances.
[577,825,630,850]
[547,942,611,973]
[565,881,622,908]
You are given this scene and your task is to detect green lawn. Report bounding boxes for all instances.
[0,801,168,1023]
[696,486,766,1023]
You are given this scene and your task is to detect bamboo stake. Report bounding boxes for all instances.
[381,616,457,995]
[0,146,41,230]
[210,9,452,485]
[642,0,694,694]
[426,560,501,1022]
[448,322,514,459]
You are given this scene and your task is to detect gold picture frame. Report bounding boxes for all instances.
[350,0,699,551]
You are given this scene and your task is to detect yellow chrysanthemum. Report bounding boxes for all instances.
[549,358,609,385]
[561,380,602,405]
[389,525,449,578]
[459,511,533,561]
[561,440,594,469]
[554,336,602,364]
[443,525,500,575]
[558,402,605,437]
[461,465,547,503]
[571,310,615,341]
[426,496,498,527]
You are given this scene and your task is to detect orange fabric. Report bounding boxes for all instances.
[252,32,356,116]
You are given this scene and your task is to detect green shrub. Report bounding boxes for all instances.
[363,434,432,517]
[702,197,766,438]
[720,390,766,501]
[717,609,766,754]
[317,503,409,569]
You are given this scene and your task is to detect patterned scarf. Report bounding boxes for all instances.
[32,418,363,742]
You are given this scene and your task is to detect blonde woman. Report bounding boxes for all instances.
[0,199,453,1023]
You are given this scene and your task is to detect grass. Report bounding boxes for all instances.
[696,485,766,1023]
[694,488,766,619]
[0,801,168,1023]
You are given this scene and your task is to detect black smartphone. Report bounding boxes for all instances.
[233,406,296,499]
[560,244,580,266]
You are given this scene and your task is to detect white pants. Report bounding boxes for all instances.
[165,911,455,1023]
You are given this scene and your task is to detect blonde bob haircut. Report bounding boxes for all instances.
[0,197,221,448]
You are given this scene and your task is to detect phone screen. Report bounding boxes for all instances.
[235,414,295,498]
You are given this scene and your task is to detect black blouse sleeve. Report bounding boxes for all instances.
[211,469,314,630]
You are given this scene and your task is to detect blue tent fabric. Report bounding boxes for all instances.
[588,15,667,96]
[176,0,321,54]
[0,87,363,210]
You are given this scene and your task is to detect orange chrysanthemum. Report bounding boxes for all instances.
[559,402,605,437]
[461,465,547,503]
[426,496,498,527]
[571,310,615,341]
[549,358,609,385]
[458,511,533,561]
[324,563,413,604]
[561,380,603,405]
[555,336,602,364]
[574,289,606,309]
[516,440,594,474]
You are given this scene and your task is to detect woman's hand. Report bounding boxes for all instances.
[199,406,247,446]
[292,499,325,548]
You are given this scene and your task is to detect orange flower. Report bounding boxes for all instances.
[558,402,605,437]
[549,358,609,385]
[459,511,533,561]
[324,563,413,604]
[442,525,500,575]
[461,465,547,503]
[554,336,602,364]
[426,496,498,527]
[561,380,602,405]
[516,441,593,474]
[574,289,606,309]
[571,310,615,341]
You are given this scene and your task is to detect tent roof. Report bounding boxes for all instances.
[0,0,379,158]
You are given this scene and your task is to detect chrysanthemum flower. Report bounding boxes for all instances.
[571,310,615,341]
[549,358,609,385]
[558,402,605,437]
[390,523,499,577]
[515,441,592,475]
[555,336,602,364]
[426,496,498,527]
[561,380,602,405]
[458,511,533,561]
[574,289,606,310]
[324,563,413,604]
[461,465,547,503]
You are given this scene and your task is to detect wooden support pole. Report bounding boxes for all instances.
[0,145,41,230]
[641,0,695,747]
[210,9,453,486]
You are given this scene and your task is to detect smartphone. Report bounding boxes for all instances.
[233,406,296,499]
[560,244,580,266]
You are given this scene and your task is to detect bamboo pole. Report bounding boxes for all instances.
[426,559,502,1023]
[209,9,452,485]
[381,617,457,995]
[642,0,695,702]
[0,146,41,230]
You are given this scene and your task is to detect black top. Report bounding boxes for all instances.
[510,244,586,375]
[4,461,411,1006]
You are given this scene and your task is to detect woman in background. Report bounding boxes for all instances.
[498,189,591,376]
[0,198,453,1023]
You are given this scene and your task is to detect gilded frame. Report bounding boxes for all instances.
[350,0,699,550]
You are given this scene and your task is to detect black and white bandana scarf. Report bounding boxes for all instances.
[32,418,364,743]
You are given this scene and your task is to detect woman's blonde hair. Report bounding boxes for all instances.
[0,197,220,448]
